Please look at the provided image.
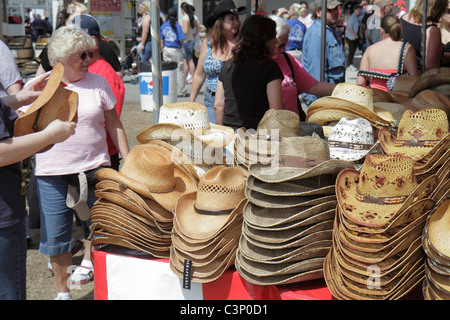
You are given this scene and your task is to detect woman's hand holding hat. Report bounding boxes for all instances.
[43,119,77,144]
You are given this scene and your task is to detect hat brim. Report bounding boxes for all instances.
[248,158,355,184]
[14,62,78,138]
[174,193,245,240]
[95,166,197,212]
[378,128,450,162]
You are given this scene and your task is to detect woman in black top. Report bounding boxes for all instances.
[399,0,447,73]
[215,14,284,130]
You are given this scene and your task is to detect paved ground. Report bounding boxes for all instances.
[25,51,361,300]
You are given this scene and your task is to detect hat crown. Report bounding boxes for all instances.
[332,83,374,111]
[257,109,300,137]
[397,109,449,141]
[329,117,374,144]
[159,102,211,132]
[195,166,246,213]
[120,145,176,192]
[357,154,416,199]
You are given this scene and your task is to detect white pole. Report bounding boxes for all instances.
[151,0,161,124]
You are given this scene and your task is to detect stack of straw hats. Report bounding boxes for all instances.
[90,143,198,258]
[306,83,396,135]
[170,166,246,283]
[234,132,355,285]
[378,108,450,184]
[136,102,234,176]
[422,197,450,300]
[324,154,438,299]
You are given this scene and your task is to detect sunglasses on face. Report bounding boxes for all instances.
[446,8,450,14]
[276,41,290,50]
[74,51,94,60]
[327,7,339,13]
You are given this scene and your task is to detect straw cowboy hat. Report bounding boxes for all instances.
[173,166,246,241]
[248,135,355,184]
[328,117,381,162]
[14,62,78,145]
[378,109,450,162]
[306,83,395,128]
[95,144,197,212]
[155,101,235,148]
[335,154,438,229]
[136,123,225,167]
[170,166,246,282]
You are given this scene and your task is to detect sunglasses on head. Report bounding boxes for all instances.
[74,51,94,60]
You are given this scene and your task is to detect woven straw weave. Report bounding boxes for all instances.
[397,109,449,141]
[358,154,416,198]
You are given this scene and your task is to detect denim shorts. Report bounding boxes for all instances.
[183,40,194,60]
[204,89,216,124]
[37,168,102,256]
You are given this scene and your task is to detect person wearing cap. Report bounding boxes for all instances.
[189,0,247,123]
[399,0,447,73]
[301,0,346,107]
[394,0,407,18]
[0,75,76,300]
[214,14,284,130]
[30,26,129,300]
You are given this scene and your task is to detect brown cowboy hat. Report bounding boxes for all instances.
[14,62,78,150]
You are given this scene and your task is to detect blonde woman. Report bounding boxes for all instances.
[139,1,152,62]
[30,26,129,300]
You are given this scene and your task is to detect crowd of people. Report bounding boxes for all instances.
[0,0,449,301]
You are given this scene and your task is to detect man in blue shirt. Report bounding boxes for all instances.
[285,3,307,62]
[301,0,345,106]
[345,4,363,70]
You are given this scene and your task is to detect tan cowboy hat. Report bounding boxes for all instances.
[247,135,355,184]
[156,101,235,148]
[392,75,421,94]
[336,154,438,229]
[136,123,226,167]
[14,62,78,150]
[378,109,450,162]
[173,165,246,241]
[306,83,394,128]
[95,144,198,211]
[372,102,407,127]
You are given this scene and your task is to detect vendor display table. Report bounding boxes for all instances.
[92,246,332,300]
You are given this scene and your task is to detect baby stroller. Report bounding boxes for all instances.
[121,44,140,84]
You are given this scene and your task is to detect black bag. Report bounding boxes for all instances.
[282,52,307,121]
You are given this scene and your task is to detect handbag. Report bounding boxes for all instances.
[282,52,307,121]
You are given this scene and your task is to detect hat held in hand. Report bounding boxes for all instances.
[14,62,78,150]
